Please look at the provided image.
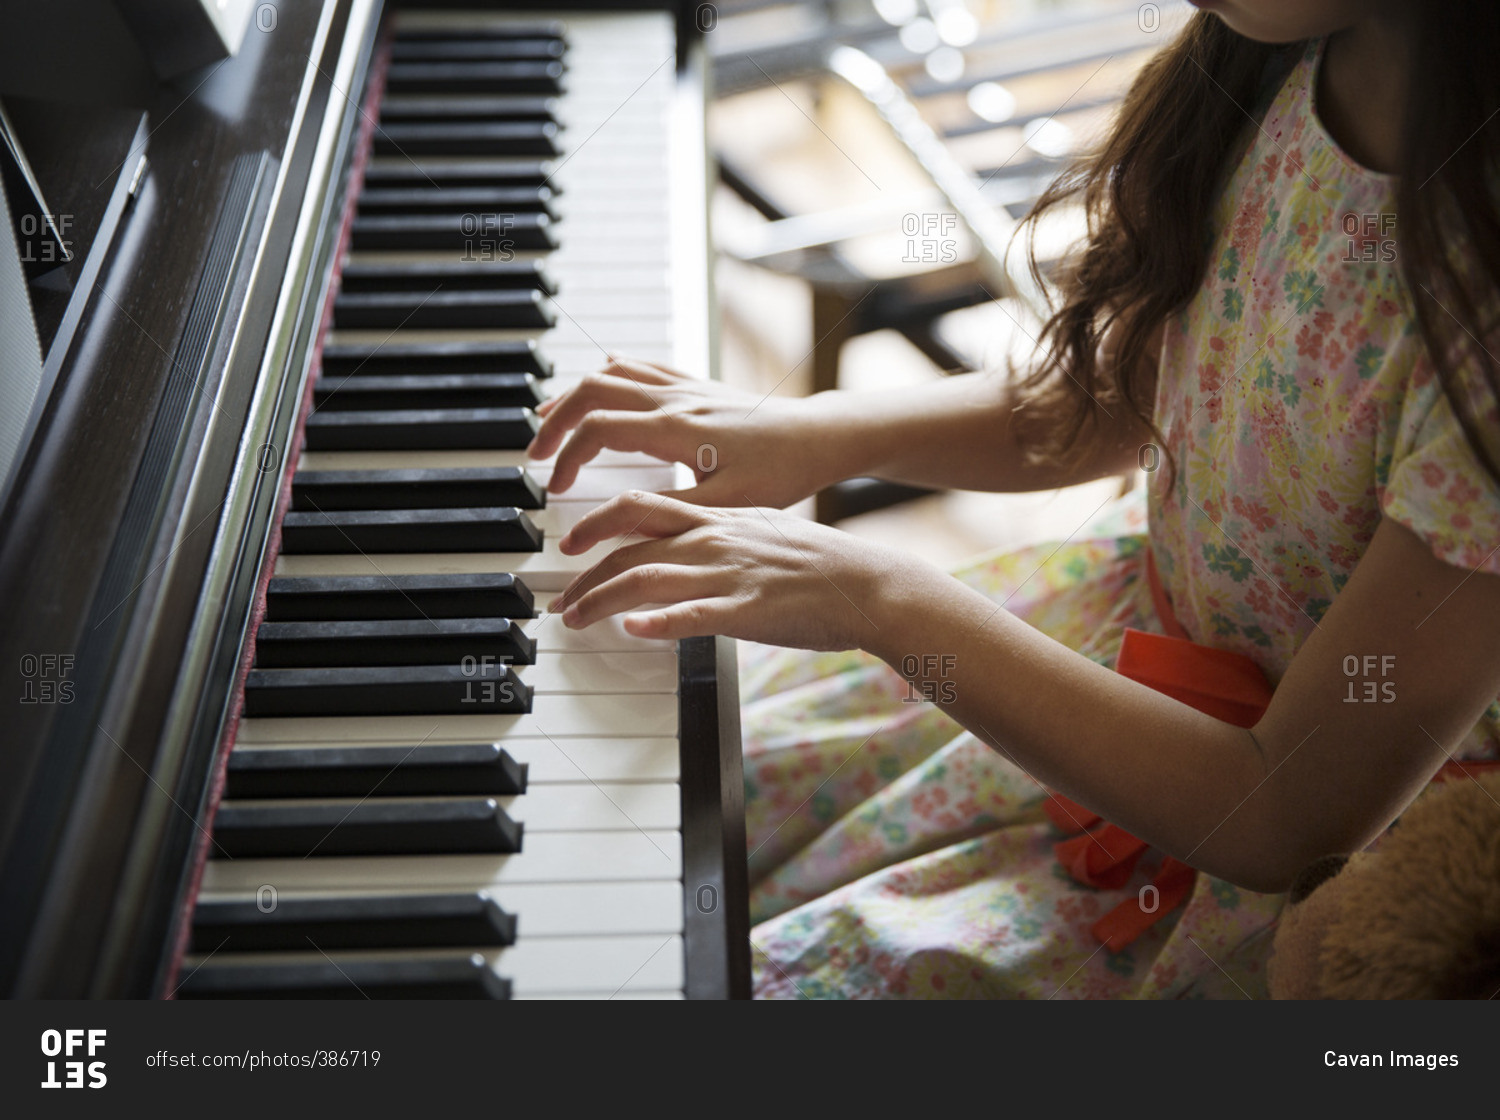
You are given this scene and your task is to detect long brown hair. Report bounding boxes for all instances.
[1016,7,1500,487]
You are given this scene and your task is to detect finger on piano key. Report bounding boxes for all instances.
[523,605,674,653]
[211,796,524,858]
[235,692,677,745]
[289,454,679,505]
[191,892,517,952]
[253,617,537,669]
[175,952,511,999]
[225,743,528,799]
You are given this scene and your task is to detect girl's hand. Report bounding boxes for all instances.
[553,490,919,652]
[526,356,846,508]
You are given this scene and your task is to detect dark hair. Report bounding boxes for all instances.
[1016,7,1500,488]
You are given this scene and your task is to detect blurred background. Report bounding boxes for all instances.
[702,0,1192,566]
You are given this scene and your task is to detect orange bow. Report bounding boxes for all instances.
[1043,550,1273,952]
[1047,551,1500,952]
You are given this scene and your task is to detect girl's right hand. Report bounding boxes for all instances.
[526,356,846,508]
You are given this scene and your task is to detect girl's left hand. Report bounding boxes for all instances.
[553,490,916,652]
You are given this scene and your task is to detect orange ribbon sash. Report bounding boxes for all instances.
[1046,550,1499,952]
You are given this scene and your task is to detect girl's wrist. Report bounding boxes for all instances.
[798,389,887,485]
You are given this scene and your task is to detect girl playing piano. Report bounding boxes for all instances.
[529,0,1500,997]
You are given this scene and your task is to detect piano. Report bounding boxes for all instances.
[0,0,750,999]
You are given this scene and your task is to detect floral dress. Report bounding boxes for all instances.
[742,37,1500,999]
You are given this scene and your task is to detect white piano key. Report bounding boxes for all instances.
[525,609,675,653]
[201,829,683,891]
[499,935,684,994]
[237,691,678,745]
[515,650,678,693]
[501,781,680,832]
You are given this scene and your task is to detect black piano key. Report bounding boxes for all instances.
[374,120,560,157]
[389,38,566,62]
[242,663,532,718]
[211,797,523,857]
[320,338,551,378]
[385,60,565,95]
[254,617,537,669]
[395,20,564,41]
[265,573,534,621]
[339,256,555,294]
[332,289,554,331]
[191,892,517,952]
[224,743,528,799]
[350,211,556,252]
[293,467,545,510]
[176,953,510,999]
[360,157,554,189]
[302,407,538,451]
[278,507,543,554]
[356,185,557,218]
[377,94,560,122]
[314,373,543,412]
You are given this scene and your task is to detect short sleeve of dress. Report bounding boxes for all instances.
[1380,359,1500,575]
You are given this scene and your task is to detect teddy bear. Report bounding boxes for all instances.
[1268,769,1500,999]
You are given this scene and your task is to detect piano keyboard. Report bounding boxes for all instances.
[179,7,727,999]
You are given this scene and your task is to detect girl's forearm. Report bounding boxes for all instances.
[806,371,1149,494]
[859,558,1304,892]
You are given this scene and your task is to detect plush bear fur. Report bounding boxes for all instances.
[1269,773,1500,999]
